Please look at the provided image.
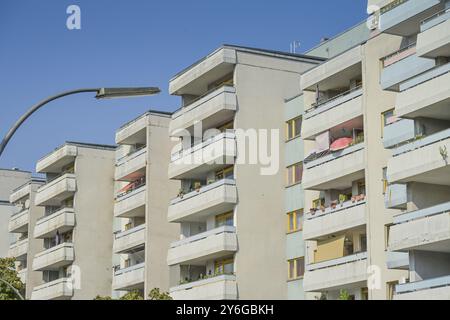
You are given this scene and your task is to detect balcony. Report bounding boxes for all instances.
[168,132,236,180]
[112,263,145,291]
[379,0,443,36]
[417,9,450,58]
[302,144,366,191]
[34,208,75,239]
[383,119,418,149]
[300,45,362,92]
[380,44,436,91]
[114,184,146,218]
[169,86,237,136]
[35,174,76,207]
[113,224,146,254]
[168,179,237,223]
[387,129,450,185]
[115,148,147,181]
[167,226,237,266]
[36,144,77,173]
[303,200,366,240]
[32,243,74,271]
[394,275,450,300]
[169,47,236,96]
[8,209,29,233]
[302,87,364,140]
[386,251,409,269]
[389,201,450,252]
[303,252,368,292]
[170,274,237,300]
[396,63,450,120]
[115,112,148,145]
[30,278,73,300]
[384,183,408,209]
[8,239,28,260]
[9,184,31,203]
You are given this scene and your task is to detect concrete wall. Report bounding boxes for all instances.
[234,50,318,299]
[144,114,181,296]
[410,251,450,281]
[72,146,115,299]
[362,32,409,299]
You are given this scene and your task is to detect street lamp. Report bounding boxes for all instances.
[0,277,25,300]
[0,87,160,158]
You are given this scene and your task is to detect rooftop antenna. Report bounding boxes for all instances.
[290,41,301,54]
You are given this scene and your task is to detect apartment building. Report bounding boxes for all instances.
[165,45,323,299]
[372,0,450,299]
[0,169,31,258]
[8,178,45,299]
[112,111,180,298]
[30,142,115,300]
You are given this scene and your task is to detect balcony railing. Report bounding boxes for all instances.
[381,43,416,68]
[400,61,450,91]
[306,198,366,220]
[116,178,146,200]
[306,251,368,272]
[305,86,363,119]
[305,142,365,170]
[116,146,147,166]
[396,275,450,294]
[380,0,409,15]
[394,201,450,225]
[171,132,235,162]
[420,8,450,31]
[172,84,234,119]
[392,128,450,157]
[170,179,235,205]
[171,226,236,249]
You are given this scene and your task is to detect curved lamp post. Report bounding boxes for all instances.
[0,87,160,158]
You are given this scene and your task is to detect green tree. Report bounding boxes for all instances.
[148,288,172,300]
[0,257,25,300]
[338,289,353,300]
[120,291,144,300]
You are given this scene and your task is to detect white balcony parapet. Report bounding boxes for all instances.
[8,239,28,260]
[32,243,74,271]
[8,209,30,233]
[169,132,236,179]
[305,143,365,170]
[389,202,450,252]
[168,179,237,223]
[168,226,237,266]
[304,252,368,292]
[114,185,146,218]
[34,208,75,239]
[115,148,147,181]
[304,200,366,240]
[35,173,76,207]
[306,251,368,272]
[395,275,450,297]
[420,8,450,31]
[417,10,450,58]
[31,278,74,300]
[112,263,145,291]
[392,129,450,157]
[113,224,146,254]
[170,86,237,135]
[170,274,237,300]
[36,145,77,173]
[115,112,148,145]
[18,269,27,284]
[9,184,31,203]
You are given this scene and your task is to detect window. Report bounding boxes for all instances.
[286,210,303,233]
[287,257,304,280]
[361,288,369,300]
[382,167,388,194]
[381,109,395,137]
[387,281,399,300]
[357,180,366,195]
[214,258,234,275]
[286,162,303,186]
[286,117,302,140]
[215,211,234,228]
[216,166,234,180]
[218,121,234,132]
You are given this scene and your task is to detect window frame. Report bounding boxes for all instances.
[285,116,302,141]
[286,162,303,187]
[286,210,304,233]
[287,257,305,281]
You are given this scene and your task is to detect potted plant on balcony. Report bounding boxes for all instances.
[339,194,347,206]
[330,200,338,210]
[177,189,185,199]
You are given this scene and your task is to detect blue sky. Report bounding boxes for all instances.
[0,0,367,173]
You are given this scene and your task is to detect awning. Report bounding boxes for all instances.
[330,137,353,152]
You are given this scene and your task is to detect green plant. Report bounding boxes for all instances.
[0,258,24,300]
[439,146,448,160]
[121,291,144,300]
[338,289,352,300]
[148,288,172,300]
[339,194,348,203]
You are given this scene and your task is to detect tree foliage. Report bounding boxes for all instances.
[0,257,24,300]
[93,288,172,300]
[148,288,172,300]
